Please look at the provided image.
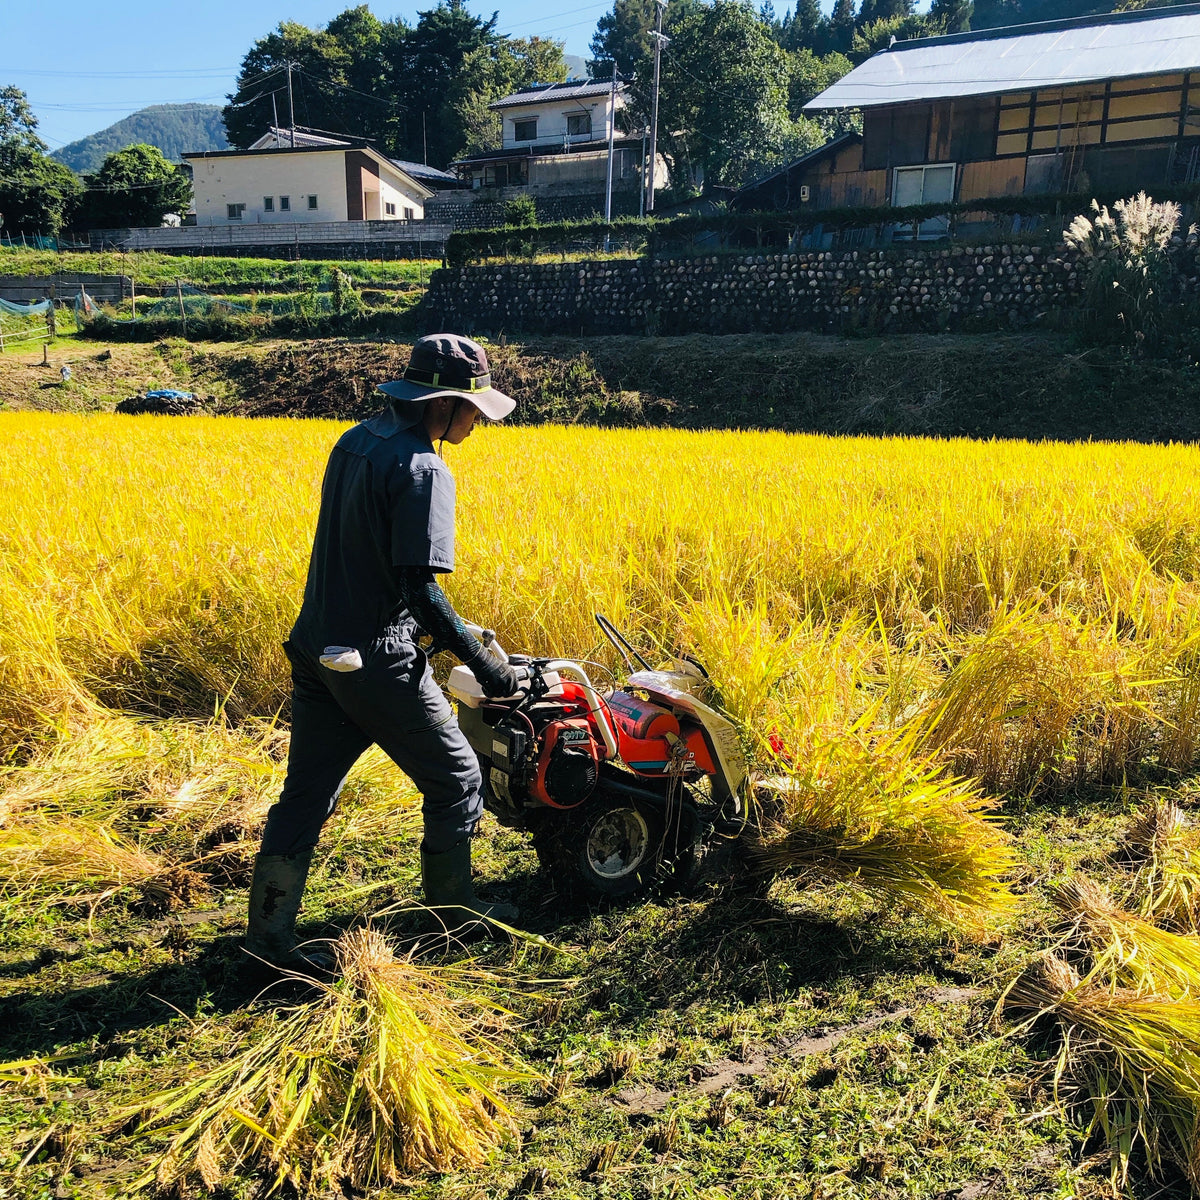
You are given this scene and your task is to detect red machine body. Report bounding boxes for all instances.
[606,690,717,779]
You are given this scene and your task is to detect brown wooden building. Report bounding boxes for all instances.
[737,4,1200,219]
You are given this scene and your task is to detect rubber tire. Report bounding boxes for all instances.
[531,787,694,901]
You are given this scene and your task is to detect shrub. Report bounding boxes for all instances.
[1064,192,1196,352]
[503,194,537,227]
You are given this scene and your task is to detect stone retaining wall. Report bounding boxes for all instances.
[423,243,1089,335]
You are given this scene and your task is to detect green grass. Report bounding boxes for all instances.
[0,248,439,289]
[2,776,1187,1199]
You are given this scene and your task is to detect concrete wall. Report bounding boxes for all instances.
[499,91,619,149]
[191,150,350,225]
[423,243,1089,335]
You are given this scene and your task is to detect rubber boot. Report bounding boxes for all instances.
[420,838,519,941]
[244,850,332,973]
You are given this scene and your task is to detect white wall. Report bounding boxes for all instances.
[190,150,349,225]
[499,91,621,150]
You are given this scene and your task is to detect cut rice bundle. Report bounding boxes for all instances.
[750,720,1017,934]
[1120,799,1200,933]
[1007,953,1200,1191]
[1050,877,1200,999]
[129,927,535,1193]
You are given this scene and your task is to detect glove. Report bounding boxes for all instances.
[470,654,520,699]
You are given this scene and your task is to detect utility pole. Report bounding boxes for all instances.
[286,61,296,147]
[646,0,668,214]
[604,63,618,225]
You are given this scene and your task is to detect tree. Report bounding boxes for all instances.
[774,0,826,51]
[930,0,973,32]
[656,0,795,190]
[851,11,939,60]
[223,18,365,149]
[0,86,81,234]
[76,144,192,229]
[787,48,853,115]
[381,0,503,167]
[826,0,857,53]
[450,36,568,157]
[857,0,914,24]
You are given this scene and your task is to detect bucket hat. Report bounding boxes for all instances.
[378,334,515,425]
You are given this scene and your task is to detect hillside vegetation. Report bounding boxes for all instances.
[50,104,228,174]
[5,331,1200,444]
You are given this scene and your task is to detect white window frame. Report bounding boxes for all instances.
[403,206,414,220]
[226,202,245,221]
[279,195,291,212]
[891,163,957,240]
[307,194,319,210]
[385,201,397,216]
[263,196,274,212]
[512,116,538,142]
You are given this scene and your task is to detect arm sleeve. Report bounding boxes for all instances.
[396,566,485,666]
[390,466,456,572]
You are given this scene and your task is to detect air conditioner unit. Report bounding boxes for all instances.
[799,184,810,202]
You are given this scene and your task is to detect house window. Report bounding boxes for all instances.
[567,112,591,137]
[279,195,290,211]
[263,196,274,212]
[513,117,537,142]
[385,201,397,216]
[403,206,414,220]
[307,194,318,210]
[892,164,956,238]
[226,203,245,221]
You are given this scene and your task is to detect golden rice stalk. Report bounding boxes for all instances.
[1050,877,1200,999]
[128,927,535,1193]
[1006,953,1200,1191]
[0,817,203,912]
[1120,799,1200,933]
[750,717,1017,934]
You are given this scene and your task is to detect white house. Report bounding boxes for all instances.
[454,80,663,194]
[183,129,454,226]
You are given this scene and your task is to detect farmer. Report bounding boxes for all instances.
[246,334,521,970]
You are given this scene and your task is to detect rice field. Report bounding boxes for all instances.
[4,410,1200,1197]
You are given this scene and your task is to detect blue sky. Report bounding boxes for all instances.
[4,0,631,149]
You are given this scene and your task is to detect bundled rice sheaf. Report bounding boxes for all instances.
[750,719,1018,933]
[1119,799,1200,933]
[127,927,535,1193]
[1050,876,1200,998]
[1007,953,1200,1191]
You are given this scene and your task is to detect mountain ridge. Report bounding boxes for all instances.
[51,104,229,174]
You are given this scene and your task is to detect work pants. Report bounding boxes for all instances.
[259,635,483,857]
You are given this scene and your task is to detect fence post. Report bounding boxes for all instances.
[176,277,188,337]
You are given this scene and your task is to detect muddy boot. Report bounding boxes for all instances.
[420,838,519,942]
[244,850,333,974]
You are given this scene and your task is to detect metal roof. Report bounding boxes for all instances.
[491,80,620,109]
[804,3,1200,110]
[388,158,460,184]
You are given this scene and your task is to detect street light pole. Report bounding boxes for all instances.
[604,63,618,224]
[645,0,668,214]
[286,60,296,147]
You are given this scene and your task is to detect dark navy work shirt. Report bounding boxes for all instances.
[289,403,455,654]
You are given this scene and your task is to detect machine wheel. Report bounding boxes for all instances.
[532,786,698,901]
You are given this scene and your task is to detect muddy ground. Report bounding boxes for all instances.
[4,330,1200,441]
